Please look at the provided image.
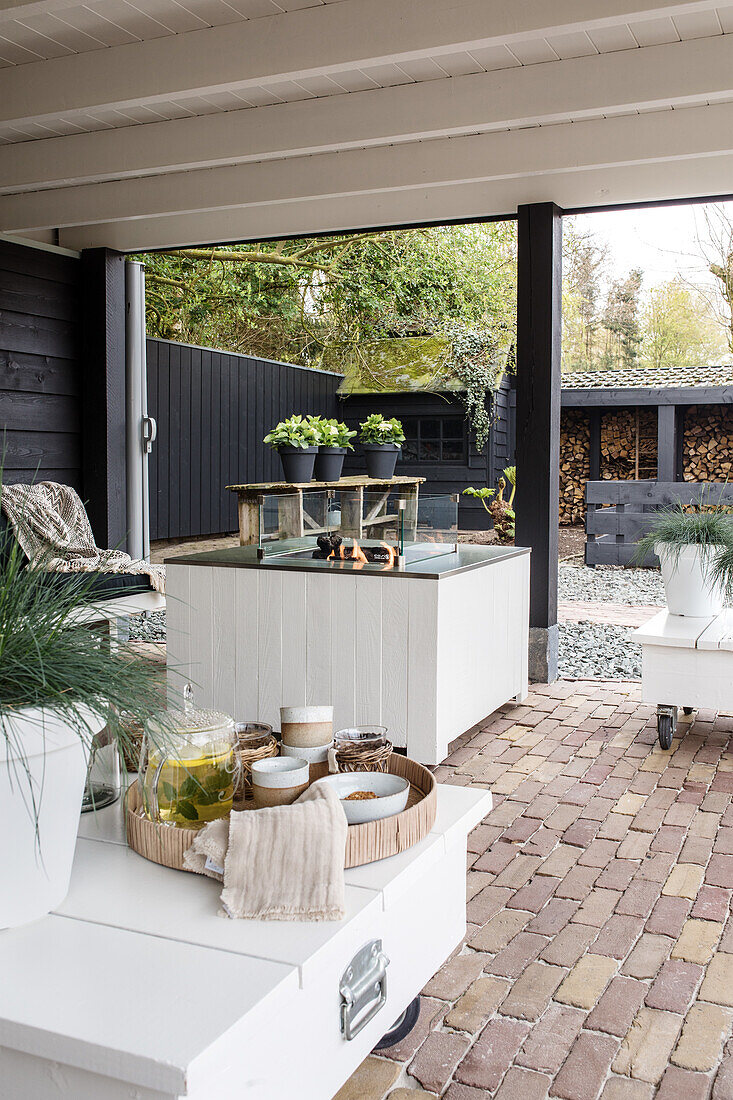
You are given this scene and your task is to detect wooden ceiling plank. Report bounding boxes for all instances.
[55,150,733,252]
[6,99,733,232]
[0,0,723,127]
[3,33,732,192]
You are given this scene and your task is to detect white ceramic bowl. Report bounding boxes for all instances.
[320,772,410,824]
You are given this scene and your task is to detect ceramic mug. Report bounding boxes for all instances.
[280,705,333,749]
[280,741,330,783]
[251,757,309,808]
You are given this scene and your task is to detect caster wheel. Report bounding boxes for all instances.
[373,996,421,1051]
[657,712,676,750]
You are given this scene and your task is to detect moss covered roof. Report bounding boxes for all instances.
[562,365,733,389]
[329,336,463,395]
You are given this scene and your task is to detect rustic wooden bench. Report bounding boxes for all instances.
[227,475,425,546]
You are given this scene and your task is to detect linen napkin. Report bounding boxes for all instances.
[183,778,348,921]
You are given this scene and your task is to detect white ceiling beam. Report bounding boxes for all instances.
[0,0,721,128]
[0,0,87,19]
[6,101,733,233]
[58,151,733,253]
[4,34,733,194]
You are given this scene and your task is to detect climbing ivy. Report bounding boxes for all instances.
[441,324,509,451]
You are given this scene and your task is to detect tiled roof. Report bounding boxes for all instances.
[562,365,733,389]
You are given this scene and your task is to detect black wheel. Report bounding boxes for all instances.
[373,996,421,1051]
[683,707,694,716]
[658,713,674,750]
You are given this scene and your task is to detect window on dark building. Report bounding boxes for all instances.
[401,417,466,463]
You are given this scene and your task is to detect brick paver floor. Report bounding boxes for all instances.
[335,681,733,1100]
[558,601,661,627]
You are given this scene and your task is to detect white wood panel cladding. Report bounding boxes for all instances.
[165,555,529,765]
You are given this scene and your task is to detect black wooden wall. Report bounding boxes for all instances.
[146,339,342,540]
[340,378,515,529]
[0,238,83,490]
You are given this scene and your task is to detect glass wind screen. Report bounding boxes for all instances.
[258,489,457,566]
[258,490,335,557]
[401,494,459,565]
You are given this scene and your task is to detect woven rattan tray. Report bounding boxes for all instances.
[125,754,436,872]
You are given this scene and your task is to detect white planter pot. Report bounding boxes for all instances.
[656,543,725,617]
[0,705,102,929]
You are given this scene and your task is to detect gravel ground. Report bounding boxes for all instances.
[559,622,642,680]
[559,561,665,606]
[128,609,167,643]
[558,562,662,680]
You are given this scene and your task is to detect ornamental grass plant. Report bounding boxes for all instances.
[0,512,167,829]
[634,502,733,569]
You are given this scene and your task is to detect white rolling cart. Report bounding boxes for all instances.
[0,781,491,1100]
[633,608,733,748]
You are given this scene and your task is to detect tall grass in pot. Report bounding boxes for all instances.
[0,524,166,929]
[635,504,733,617]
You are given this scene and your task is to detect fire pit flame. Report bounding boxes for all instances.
[350,540,368,566]
[379,541,396,570]
[317,534,396,568]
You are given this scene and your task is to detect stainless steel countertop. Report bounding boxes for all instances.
[165,542,530,580]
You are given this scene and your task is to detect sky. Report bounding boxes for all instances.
[570,201,733,291]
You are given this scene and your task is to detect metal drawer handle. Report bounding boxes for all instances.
[339,940,389,1041]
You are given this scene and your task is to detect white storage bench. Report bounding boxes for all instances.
[634,608,733,747]
[0,782,490,1100]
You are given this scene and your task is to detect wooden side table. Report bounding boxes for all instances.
[227,475,425,546]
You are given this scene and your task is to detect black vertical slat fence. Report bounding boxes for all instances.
[146,338,343,540]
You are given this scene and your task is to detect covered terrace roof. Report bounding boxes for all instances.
[2,1,733,253]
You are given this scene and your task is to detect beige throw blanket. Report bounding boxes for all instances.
[1,482,165,594]
[184,780,348,921]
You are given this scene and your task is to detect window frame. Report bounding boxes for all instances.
[401,415,467,465]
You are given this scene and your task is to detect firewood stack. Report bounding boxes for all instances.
[683,405,733,482]
[559,410,590,526]
[601,408,657,482]
[559,403,733,526]
[559,407,657,525]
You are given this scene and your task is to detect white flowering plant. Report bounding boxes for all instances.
[309,416,357,449]
[359,414,405,446]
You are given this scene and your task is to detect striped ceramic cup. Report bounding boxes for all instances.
[280,705,333,749]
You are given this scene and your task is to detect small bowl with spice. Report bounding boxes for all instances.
[319,771,409,824]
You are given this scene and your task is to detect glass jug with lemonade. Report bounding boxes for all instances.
[142,685,237,828]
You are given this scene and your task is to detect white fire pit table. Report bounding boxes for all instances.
[0,781,490,1100]
[165,543,530,766]
[634,608,733,747]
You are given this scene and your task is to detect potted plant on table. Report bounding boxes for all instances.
[311,417,357,481]
[263,415,320,483]
[0,527,166,930]
[359,414,405,479]
[634,502,733,617]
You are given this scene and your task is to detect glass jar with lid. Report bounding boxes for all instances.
[141,685,237,828]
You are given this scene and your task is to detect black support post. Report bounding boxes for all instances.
[657,404,679,483]
[515,203,563,682]
[589,408,602,482]
[80,248,127,551]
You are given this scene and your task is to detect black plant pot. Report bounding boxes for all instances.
[363,443,401,479]
[277,445,317,483]
[314,446,347,482]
